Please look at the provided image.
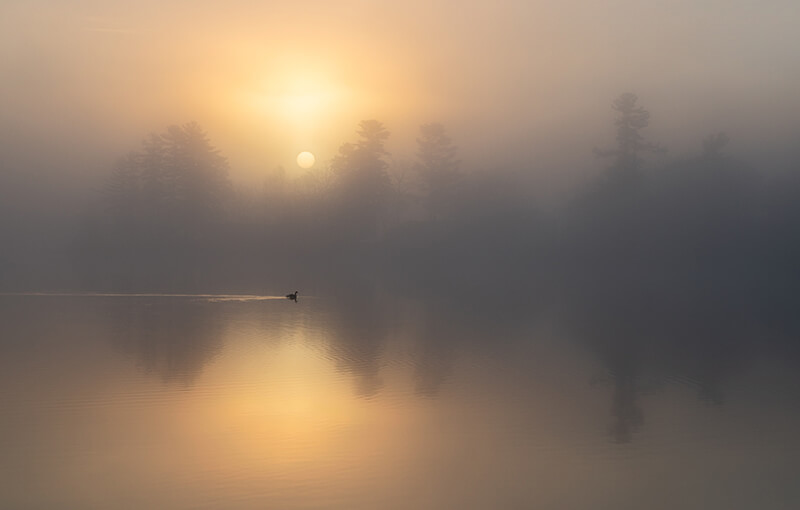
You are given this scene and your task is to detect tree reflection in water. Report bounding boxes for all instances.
[94,275,799,445]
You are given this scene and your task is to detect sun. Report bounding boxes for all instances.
[297,151,315,169]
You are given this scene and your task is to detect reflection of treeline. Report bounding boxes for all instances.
[107,298,225,385]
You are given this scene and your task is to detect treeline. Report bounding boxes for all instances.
[79,116,529,291]
[6,94,800,306]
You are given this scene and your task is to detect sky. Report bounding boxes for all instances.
[2,0,799,194]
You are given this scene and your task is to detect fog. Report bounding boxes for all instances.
[2,0,800,305]
[6,5,800,508]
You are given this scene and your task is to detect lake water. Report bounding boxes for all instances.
[1,290,799,509]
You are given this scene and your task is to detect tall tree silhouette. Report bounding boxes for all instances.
[595,93,663,180]
[139,133,171,225]
[331,120,393,238]
[415,123,461,221]
[104,122,230,234]
[98,123,231,289]
[161,122,230,230]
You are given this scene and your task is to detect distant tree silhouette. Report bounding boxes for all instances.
[161,122,230,229]
[331,120,393,238]
[139,134,168,205]
[595,93,664,180]
[415,123,461,221]
[355,119,391,159]
[104,122,230,234]
[96,123,231,289]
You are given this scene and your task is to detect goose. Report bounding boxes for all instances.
[286,291,298,301]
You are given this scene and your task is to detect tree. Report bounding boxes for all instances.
[415,123,461,221]
[96,123,231,289]
[595,93,664,180]
[137,133,171,224]
[161,122,230,227]
[355,119,390,160]
[330,120,393,238]
[103,122,231,236]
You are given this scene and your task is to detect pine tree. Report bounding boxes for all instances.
[416,123,460,220]
[595,93,664,180]
[331,120,393,238]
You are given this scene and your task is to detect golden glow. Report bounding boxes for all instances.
[5,0,793,185]
[296,151,315,168]
[197,337,420,469]
[250,68,351,130]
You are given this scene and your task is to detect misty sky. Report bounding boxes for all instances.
[2,0,799,192]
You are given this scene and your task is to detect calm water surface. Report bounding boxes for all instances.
[1,291,799,509]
